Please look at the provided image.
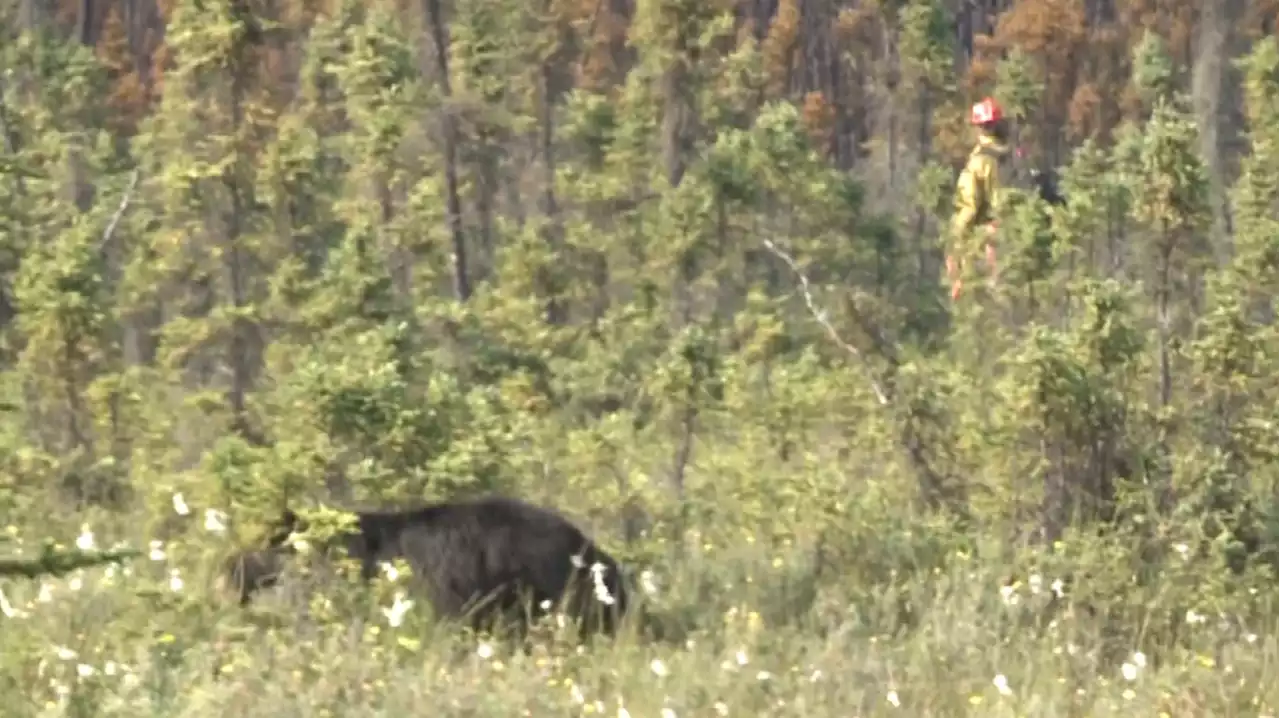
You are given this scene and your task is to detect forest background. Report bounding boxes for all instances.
[0,0,1277,715]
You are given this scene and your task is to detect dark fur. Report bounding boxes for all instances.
[221,546,294,606]
[234,496,630,638]
[1029,168,1066,206]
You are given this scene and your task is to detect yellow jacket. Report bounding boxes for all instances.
[950,135,1011,249]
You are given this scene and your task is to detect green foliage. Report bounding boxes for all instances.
[1131,30,1177,106]
[1124,101,1211,235]
[0,10,1274,718]
[993,48,1044,121]
[898,0,954,92]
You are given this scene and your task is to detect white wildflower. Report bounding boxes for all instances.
[380,562,400,583]
[1050,578,1066,598]
[382,591,413,628]
[172,493,190,516]
[589,562,615,605]
[37,583,53,603]
[68,575,83,592]
[992,674,1012,696]
[713,702,728,716]
[148,541,166,562]
[0,588,24,619]
[617,705,631,718]
[735,649,749,666]
[999,584,1020,606]
[1121,662,1140,681]
[76,664,95,678]
[1122,688,1135,701]
[1028,574,1043,595]
[569,683,585,704]
[650,658,669,677]
[1132,651,1147,668]
[640,569,659,596]
[1246,633,1258,644]
[53,646,78,661]
[75,526,96,551]
[168,569,184,593]
[660,709,677,718]
[103,662,118,676]
[476,642,494,660]
[287,534,310,554]
[203,509,227,534]
[756,670,772,681]
[1173,543,1189,558]
[886,689,901,707]
[1185,609,1206,625]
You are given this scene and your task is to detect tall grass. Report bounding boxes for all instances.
[0,505,1274,718]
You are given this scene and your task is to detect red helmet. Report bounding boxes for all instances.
[970,97,1003,125]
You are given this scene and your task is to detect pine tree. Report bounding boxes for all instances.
[2,30,135,504]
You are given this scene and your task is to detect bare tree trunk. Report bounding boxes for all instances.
[474,145,497,279]
[225,72,261,445]
[1192,0,1244,248]
[913,83,935,289]
[659,22,694,189]
[76,0,95,45]
[884,23,900,194]
[379,177,412,300]
[424,0,471,302]
[670,404,695,499]
[1154,231,1176,514]
[0,69,25,335]
[0,75,26,194]
[539,56,567,325]
[60,337,89,456]
[18,0,47,29]
[1040,437,1067,545]
[1157,237,1173,410]
[660,17,698,325]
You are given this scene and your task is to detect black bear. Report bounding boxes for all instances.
[232,495,630,639]
[1029,167,1066,207]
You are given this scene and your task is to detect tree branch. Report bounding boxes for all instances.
[761,238,890,406]
[762,238,966,516]
[98,168,141,255]
[0,544,141,579]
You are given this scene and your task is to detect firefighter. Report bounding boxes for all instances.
[947,96,1011,301]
